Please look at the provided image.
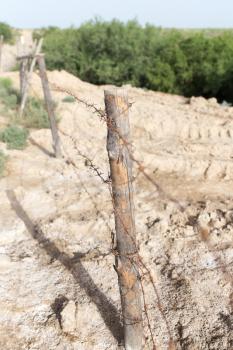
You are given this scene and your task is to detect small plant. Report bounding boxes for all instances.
[0,150,7,177]
[0,125,28,150]
[22,97,50,129]
[0,78,20,111]
[0,78,54,129]
[62,95,76,103]
[0,77,12,91]
[0,22,14,43]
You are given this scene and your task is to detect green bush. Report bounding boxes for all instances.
[0,77,13,91]
[0,22,14,43]
[62,95,76,103]
[40,20,233,102]
[0,150,7,176]
[0,78,52,129]
[22,97,50,129]
[0,125,28,150]
[0,78,19,110]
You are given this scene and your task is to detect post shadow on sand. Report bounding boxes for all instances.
[29,137,55,158]
[6,189,123,344]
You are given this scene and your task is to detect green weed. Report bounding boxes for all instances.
[0,125,28,150]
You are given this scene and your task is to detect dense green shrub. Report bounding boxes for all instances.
[22,97,50,129]
[39,20,233,102]
[0,125,28,150]
[0,22,14,43]
[0,77,13,91]
[0,78,19,110]
[0,78,50,129]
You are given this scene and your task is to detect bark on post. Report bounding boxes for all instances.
[19,38,43,117]
[37,54,62,158]
[19,58,28,99]
[0,35,4,72]
[105,89,142,350]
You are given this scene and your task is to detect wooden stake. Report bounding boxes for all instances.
[19,38,43,117]
[105,89,142,350]
[37,54,62,158]
[19,58,28,99]
[17,35,25,57]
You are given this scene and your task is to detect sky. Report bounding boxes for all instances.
[0,0,232,29]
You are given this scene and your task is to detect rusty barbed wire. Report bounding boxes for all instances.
[50,81,107,122]
[58,121,175,348]
[137,262,157,350]
[50,81,185,211]
[3,58,232,350]
[59,128,111,184]
[21,72,179,347]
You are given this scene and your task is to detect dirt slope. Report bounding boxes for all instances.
[0,30,34,72]
[0,70,232,349]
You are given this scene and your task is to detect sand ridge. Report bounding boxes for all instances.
[0,70,232,349]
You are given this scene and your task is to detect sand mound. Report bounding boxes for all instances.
[0,70,232,349]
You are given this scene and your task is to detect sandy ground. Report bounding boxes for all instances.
[0,30,34,72]
[0,70,232,349]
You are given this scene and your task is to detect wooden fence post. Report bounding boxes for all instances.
[19,58,28,99]
[19,38,43,117]
[17,35,25,57]
[105,89,143,350]
[0,35,4,72]
[37,54,62,158]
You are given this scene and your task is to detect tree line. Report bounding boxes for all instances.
[0,22,14,43]
[3,19,233,102]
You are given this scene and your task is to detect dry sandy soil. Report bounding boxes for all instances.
[0,70,233,349]
[0,30,34,72]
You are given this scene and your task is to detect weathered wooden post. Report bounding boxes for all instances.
[17,35,25,57]
[105,89,143,350]
[0,35,4,72]
[19,38,43,117]
[37,54,62,158]
[19,58,28,99]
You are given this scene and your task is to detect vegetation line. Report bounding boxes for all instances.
[34,19,233,102]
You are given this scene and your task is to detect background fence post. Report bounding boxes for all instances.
[19,58,28,99]
[105,89,143,350]
[0,35,4,72]
[19,38,43,117]
[37,54,62,158]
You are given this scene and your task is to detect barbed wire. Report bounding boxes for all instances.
[51,96,176,348]
[50,82,185,210]
[3,66,233,349]
[52,82,232,349]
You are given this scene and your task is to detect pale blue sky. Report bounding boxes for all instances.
[1,0,232,29]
